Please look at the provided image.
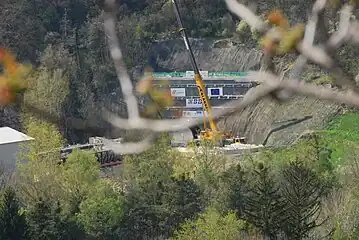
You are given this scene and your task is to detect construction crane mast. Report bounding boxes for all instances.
[171,0,227,144]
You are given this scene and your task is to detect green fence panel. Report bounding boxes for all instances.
[150,72,249,78]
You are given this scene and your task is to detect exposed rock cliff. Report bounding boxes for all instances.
[149,38,263,72]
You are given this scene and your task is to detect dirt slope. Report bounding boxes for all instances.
[150,38,342,147]
[217,96,341,147]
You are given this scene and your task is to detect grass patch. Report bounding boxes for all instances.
[320,112,359,165]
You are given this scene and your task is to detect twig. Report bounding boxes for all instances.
[224,0,269,34]
[348,21,359,44]
[103,0,141,121]
[101,134,156,154]
[104,70,359,134]
[103,82,278,132]
[250,71,359,106]
[21,0,359,154]
[288,0,328,82]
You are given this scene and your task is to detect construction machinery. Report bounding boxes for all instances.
[171,0,247,146]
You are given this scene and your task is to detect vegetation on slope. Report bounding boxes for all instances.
[2,0,359,240]
[0,0,236,142]
[0,111,358,239]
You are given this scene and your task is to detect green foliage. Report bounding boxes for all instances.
[26,198,84,240]
[118,136,203,239]
[120,175,203,239]
[325,112,359,142]
[320,113,359,167]
[23,44,71,119]
[236,21,249,33]
[23,120,65,160]
[235,20,261,43]
[172,207,244,240]
[163,175,204,228]
[172,142,228,205]
[58,149,101,214]
[280,159,324,240]
[0,187,28,240]
[16,121,65,204]
[254,136,336,193]
[17,120,102,216]
[243,162,286,238]
[76,182,124,239]
[331,189,359,240]
[312,74,334,85]
[221,164,247,216]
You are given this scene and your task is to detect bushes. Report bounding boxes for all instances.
[3,113,359,239]
[172,208,245,240]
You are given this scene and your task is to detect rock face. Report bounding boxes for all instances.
[149,38,263,72]
[149,38,342,147]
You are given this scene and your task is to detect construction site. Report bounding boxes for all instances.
[56,0,327,166]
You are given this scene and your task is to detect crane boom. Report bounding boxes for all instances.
[171,0,218,133]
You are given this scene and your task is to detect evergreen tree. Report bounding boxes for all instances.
[165,174,204,234]
[280,159,323,240]
[119,175,203,240]
[0,187,29,240]
[243,163,286,239]
[225,164,248,217]
[27,198,84,240]
[0,188,28,240]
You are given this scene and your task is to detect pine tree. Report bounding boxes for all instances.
[0,187,29,240]
[165,174,203,233]
[225,164,247,217]
[280,159,323,240]
[26,198,84,240]
[243,162,286,239]
[26,198,60,240]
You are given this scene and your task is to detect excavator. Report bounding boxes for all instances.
[171,0,247,146]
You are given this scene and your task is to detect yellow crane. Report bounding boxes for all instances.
[171,0,247,146]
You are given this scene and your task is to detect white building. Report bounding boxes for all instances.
[0,127,34,174]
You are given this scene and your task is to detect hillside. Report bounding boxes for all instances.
[2,1,359,240]
[0,0,354,145]
[150,38,343,146]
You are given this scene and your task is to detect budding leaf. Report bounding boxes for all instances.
[144,103,159,116]
[0,48,31,106]
[136,75,153,95]
[277,23,305,54]
[150,88,174,108]
[267,9,289,28]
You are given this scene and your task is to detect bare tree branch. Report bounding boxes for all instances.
[92,0,359,154]
[103,69,359,135]
[103,0,141,121]
[102,134,156,154]
[250,71,359,106]
[103,82,278,132]
[348,21,359,44]
[288,0,329,83]
[326,4,353,51]
[225,0,269,34]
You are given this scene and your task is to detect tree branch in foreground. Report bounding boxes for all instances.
[95,0,359,154]
[17,0,359,154]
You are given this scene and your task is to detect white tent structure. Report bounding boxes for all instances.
[0,127,34,174]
